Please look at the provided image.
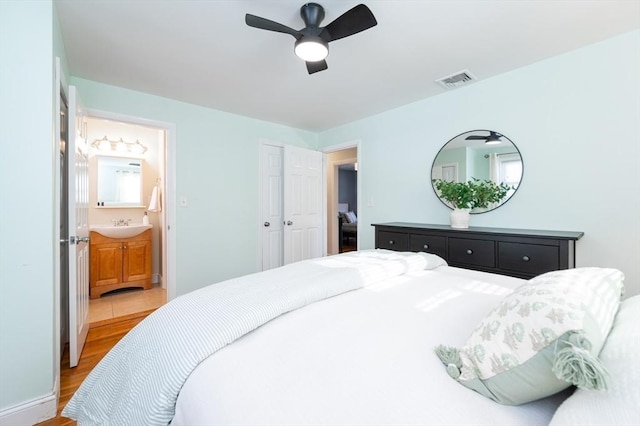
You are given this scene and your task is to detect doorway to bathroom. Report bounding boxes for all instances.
[83,112,174,327]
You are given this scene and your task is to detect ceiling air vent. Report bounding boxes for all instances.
[435,70,477,89]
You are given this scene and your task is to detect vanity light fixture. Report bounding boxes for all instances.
[91,136,148,154]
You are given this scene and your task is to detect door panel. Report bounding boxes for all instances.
[260,144,284,270]
[68,86,90,368]
[284,146,324,264]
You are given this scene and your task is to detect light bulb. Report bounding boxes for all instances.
[294,37,328,62]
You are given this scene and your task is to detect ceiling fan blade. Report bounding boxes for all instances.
[320,4,377,42]
[465,136,487,140]
[245,14,301,38]
[306,60,328,74]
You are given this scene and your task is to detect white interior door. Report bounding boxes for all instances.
[68,85,90,368]
[260,144,284,270]
[283,146,324,264]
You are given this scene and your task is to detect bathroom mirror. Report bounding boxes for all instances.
[96,156,143,207]
[431,130,523,214]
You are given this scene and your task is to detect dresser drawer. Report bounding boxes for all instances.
[498,242,559,276]
[377,231,409,251]
[409,234,446,259]
[448,238,495,268]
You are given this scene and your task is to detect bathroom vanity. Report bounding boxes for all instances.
[89,227,152,299]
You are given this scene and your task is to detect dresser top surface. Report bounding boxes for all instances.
[372,222,584,240]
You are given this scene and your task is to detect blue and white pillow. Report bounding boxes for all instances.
[435,267,624,405]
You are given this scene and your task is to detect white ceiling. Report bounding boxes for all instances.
[55,0,640,132]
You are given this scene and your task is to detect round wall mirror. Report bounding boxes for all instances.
[431,130,523,213]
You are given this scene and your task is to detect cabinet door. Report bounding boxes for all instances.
[124,240,152,282]
[91,243,123,287]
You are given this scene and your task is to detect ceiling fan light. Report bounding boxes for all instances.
[294,37,328,62]
[485,135,502,145]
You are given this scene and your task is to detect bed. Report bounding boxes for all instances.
[63,250,638,426]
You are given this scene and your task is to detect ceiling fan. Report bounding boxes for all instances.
[245,3,377,74]
[465,131,504,145]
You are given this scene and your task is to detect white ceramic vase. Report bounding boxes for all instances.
[450,208,471,229]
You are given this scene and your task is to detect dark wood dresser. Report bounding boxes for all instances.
[373,222,583,279]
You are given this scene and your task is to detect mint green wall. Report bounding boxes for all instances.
[318,30,640,297]
[1,1,637,417]
[71,78,317,296]
[0,0,55,410]
[53,1,69,83]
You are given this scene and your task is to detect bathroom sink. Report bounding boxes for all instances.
[90,224,153,239]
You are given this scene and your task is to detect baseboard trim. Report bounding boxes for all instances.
[0,392,57,425]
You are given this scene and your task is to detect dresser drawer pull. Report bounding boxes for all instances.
[423,244,429,249]
[389,240,395,245]
[522,255,531,262]
[466,249,473,255]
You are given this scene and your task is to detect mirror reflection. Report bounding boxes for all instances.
[431,130,523,213]
[96,156,143,207]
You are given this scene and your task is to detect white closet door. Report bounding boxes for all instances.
[283,146,324,264]
[260,144,284,270]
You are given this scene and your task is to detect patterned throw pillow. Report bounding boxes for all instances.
[435,268,624,405]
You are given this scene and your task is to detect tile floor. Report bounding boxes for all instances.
[89,285,166,326]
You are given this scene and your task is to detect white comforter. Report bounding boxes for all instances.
[63,250,444,425]
[172,265,570,426]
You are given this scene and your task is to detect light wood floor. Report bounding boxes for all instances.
[37,287,165,425]
[37,316,146,426]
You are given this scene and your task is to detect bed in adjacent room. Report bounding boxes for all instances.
[63,250,638,426]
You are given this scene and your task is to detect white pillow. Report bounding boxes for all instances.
[549,295,640,425]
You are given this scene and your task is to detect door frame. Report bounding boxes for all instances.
[322,140,361,254]
[86,108,177,301]
[53,57,66,416]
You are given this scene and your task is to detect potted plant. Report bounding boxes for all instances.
[432,178,511,228]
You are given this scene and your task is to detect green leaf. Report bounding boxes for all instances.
[432,178,512,210]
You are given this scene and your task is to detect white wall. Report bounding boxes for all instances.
[318,30,640,296]
[0,0,56,414]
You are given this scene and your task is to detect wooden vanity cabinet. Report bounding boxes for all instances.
[90,229,152,299]
[373,223,583,279]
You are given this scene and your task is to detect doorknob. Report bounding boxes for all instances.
[264,222,270,227]
[286,221,293,226]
